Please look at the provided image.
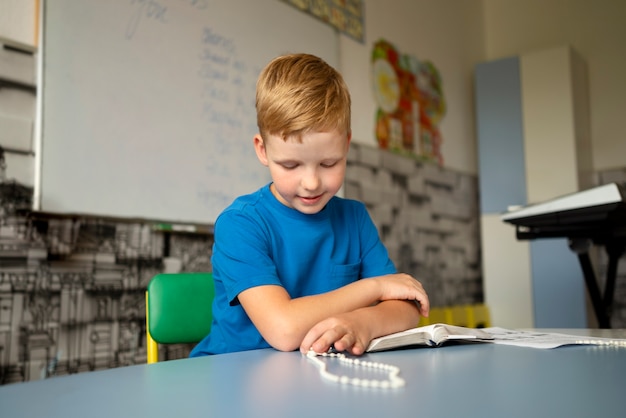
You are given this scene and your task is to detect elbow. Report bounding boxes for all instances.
[261,318,304,352]
[269,339,300,352]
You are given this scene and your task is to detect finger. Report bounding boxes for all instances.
[348,341,367,356]
[410,279,430,315]
[300,329,322,354]
[301,325,342,354]
[315,326,351,353]
[332,332,356,353]
[339,336,367,356]
[416,292,430,317]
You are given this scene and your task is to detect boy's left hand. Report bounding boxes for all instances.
[300,312,370,356]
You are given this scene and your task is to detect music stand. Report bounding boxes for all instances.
[501,183,626,328]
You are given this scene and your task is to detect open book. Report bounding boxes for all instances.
[366,323,493,352]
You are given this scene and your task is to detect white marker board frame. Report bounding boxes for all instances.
[37,0,339,224]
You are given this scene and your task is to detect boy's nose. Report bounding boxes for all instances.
[301,170,321,191]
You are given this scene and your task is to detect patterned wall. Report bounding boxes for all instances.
[345,143,482,307]
[0,183,213,384]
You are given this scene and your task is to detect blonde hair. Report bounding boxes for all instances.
[256,53,351,141]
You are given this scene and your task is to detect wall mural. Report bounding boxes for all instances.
[372,39,446,165]
[345,143,483,308]
[0,148,213,384]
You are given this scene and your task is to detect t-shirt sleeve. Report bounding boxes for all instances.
[211,209,282,304]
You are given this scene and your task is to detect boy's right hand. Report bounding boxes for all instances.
[373,273,430,318]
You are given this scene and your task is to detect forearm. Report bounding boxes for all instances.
[355,299,422,341]
[239,278,384,351]
[240,273,428,353]
[300,299,421,355]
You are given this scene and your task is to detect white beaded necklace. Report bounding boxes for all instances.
[574,339,626,348]
[306,349,405,388]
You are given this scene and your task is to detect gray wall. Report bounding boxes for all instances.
[345,143,483,307]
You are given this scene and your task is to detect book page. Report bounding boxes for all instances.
[366,327,433,352]
[432,324,493,343]
[484,327,626,349]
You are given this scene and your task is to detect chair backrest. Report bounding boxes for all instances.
[146,272,215,363]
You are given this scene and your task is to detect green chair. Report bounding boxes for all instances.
[145,272,215,364]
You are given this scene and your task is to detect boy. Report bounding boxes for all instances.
[190,53,429,357]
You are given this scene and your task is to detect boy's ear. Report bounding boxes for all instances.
[253,134,269,166]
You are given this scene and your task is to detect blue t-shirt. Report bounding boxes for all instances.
[190,183,396,356]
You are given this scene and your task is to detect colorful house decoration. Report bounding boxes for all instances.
[280,0,364,42]
[372,39,446,165]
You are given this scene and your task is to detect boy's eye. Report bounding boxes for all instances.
[280,163,298,170]
[321,162,337,168]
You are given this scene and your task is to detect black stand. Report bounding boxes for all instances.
[516,226,625,329]
[568,238,625,328]
[504,182,626,329]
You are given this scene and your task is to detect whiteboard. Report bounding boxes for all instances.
[39,0,338,224]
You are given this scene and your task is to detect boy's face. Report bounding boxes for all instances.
[254,130,351,215]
